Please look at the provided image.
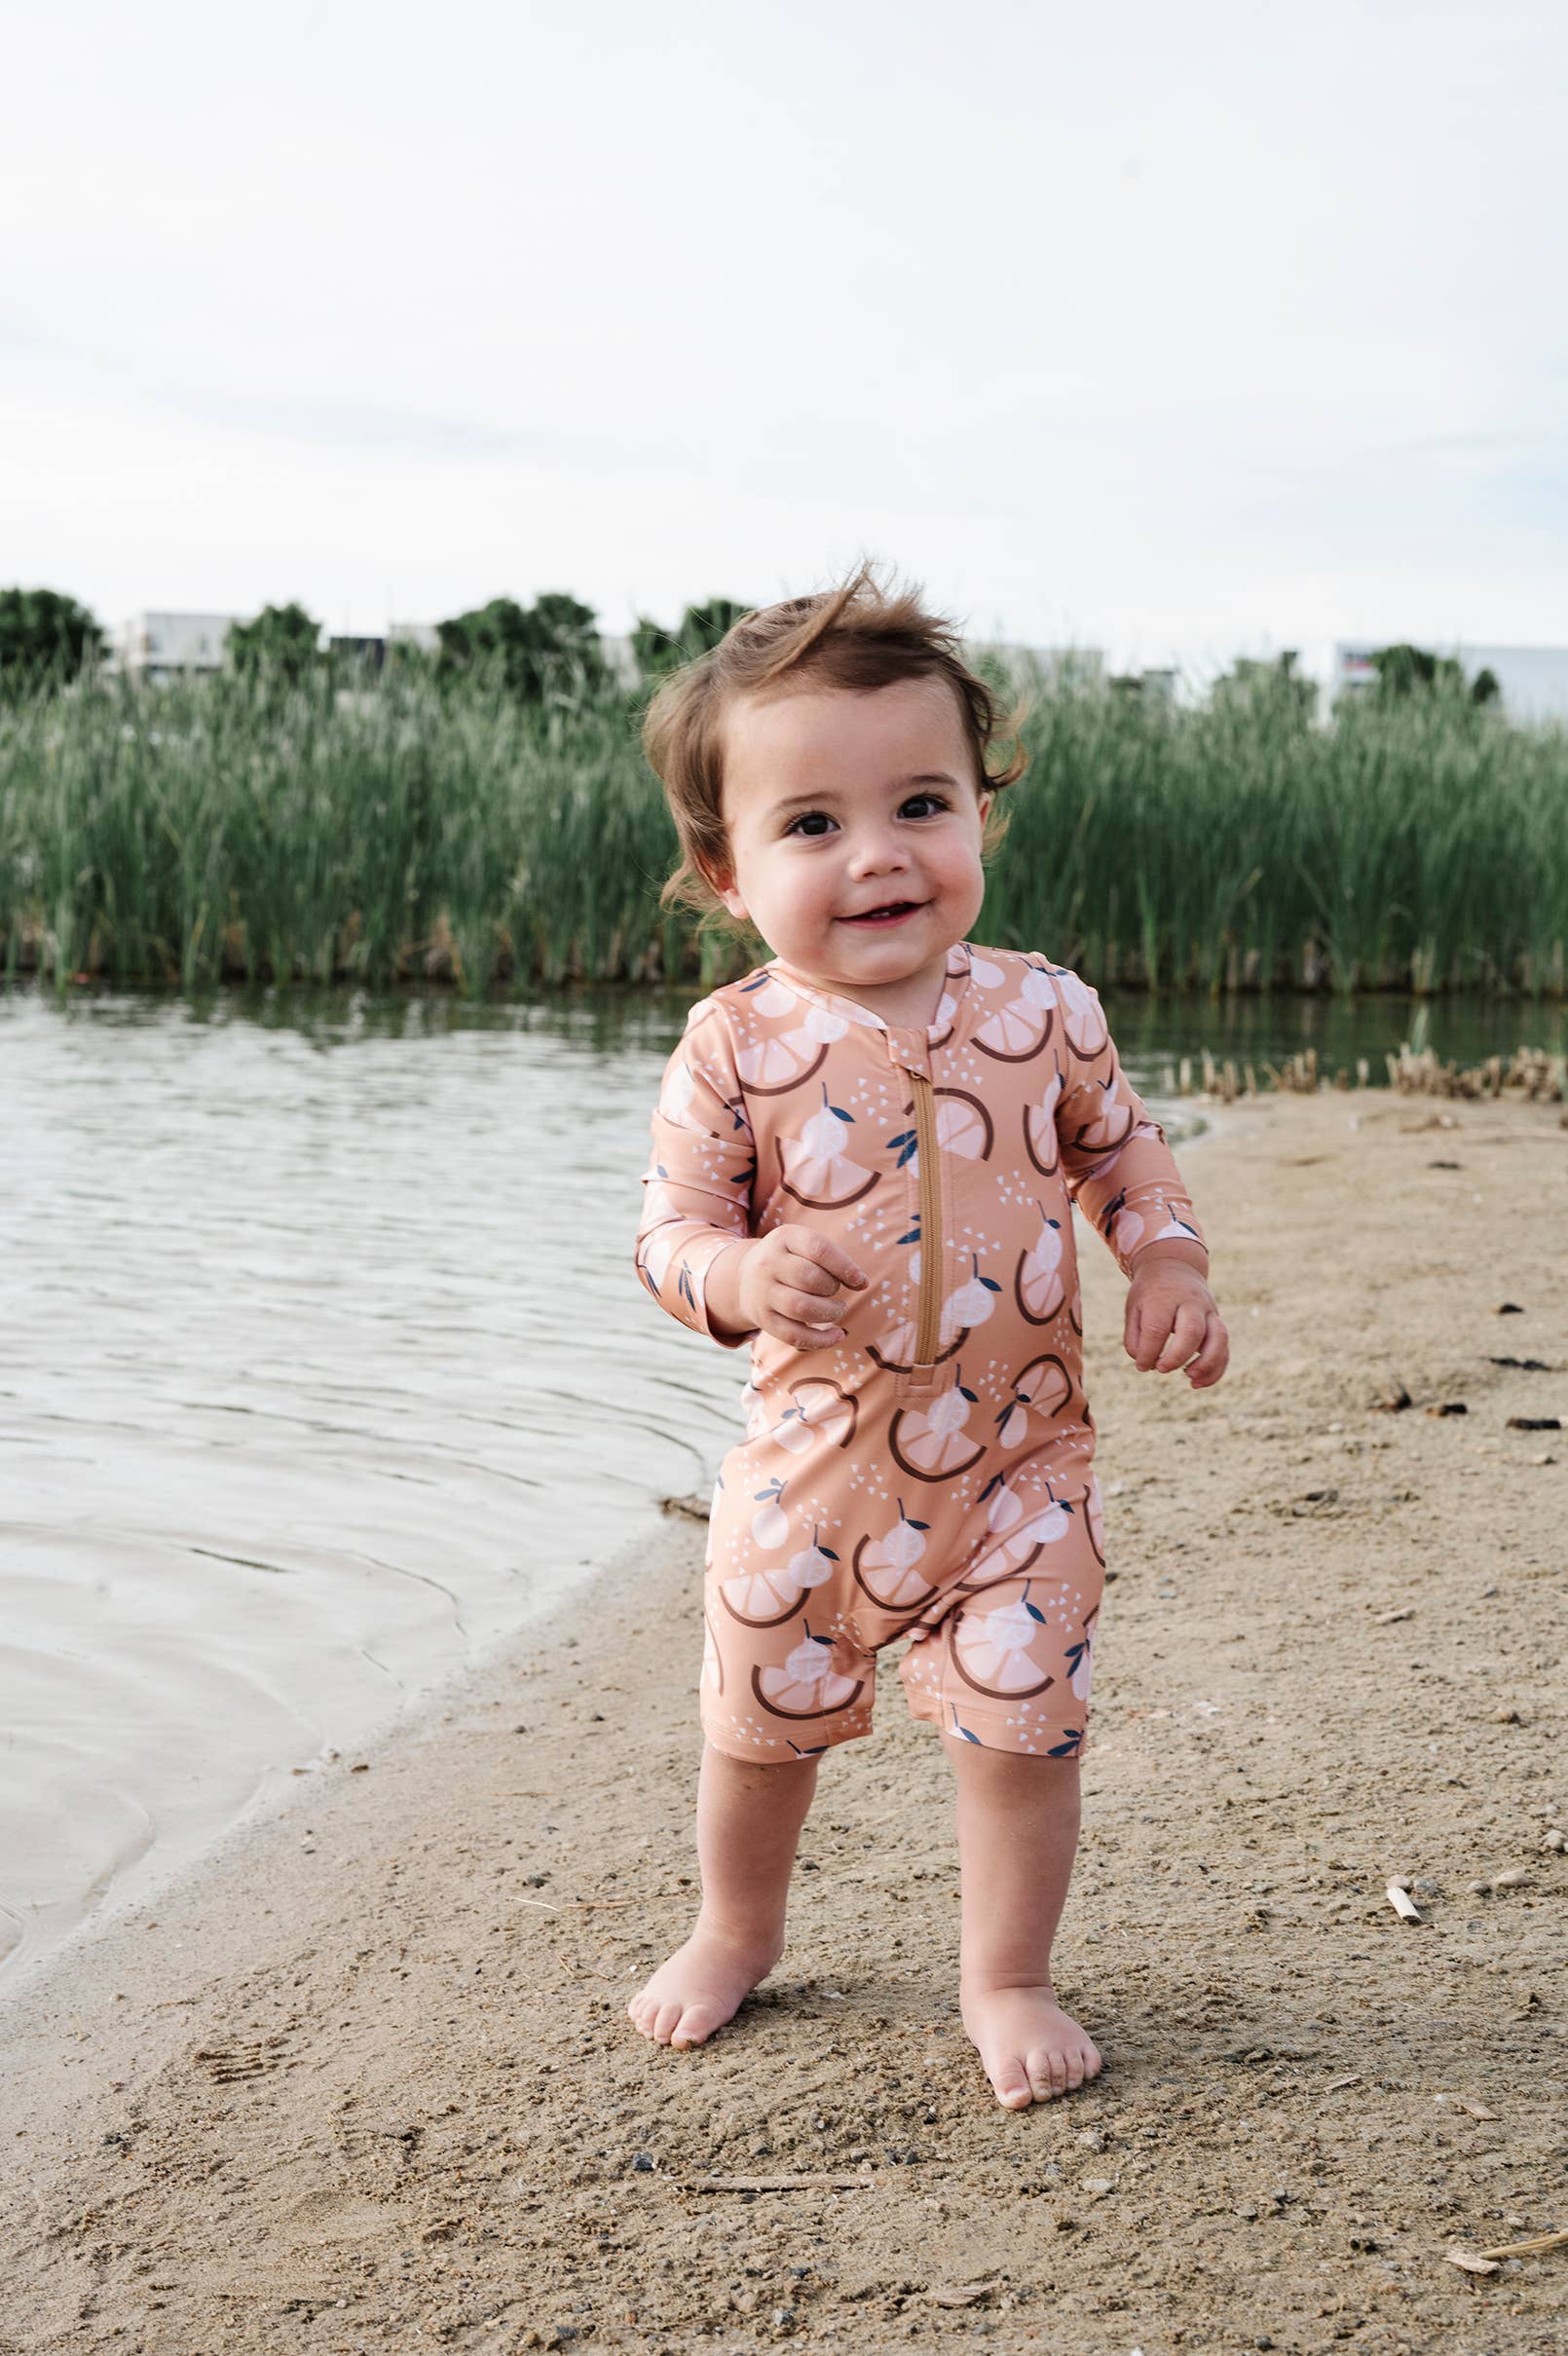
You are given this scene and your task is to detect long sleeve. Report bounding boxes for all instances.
[1052,970,1206,1280]
[635,997,759,1350]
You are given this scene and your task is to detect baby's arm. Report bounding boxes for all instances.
[1052,977,1228,1389]
[635,1003,761,1350]
[634,1003,868,1353]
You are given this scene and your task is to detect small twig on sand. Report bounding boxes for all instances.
[684,2172,881,2193]
[1475,2227,1568,2260]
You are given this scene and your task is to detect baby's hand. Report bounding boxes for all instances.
[734,1226,869,1352]
[1124,1257,1229,1388]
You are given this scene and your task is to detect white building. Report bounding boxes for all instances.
[112,611,242,682]
[1332,641,1568,725]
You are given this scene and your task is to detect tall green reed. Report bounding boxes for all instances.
[1,656,1562,997]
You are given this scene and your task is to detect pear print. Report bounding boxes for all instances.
[750,1478,789,1550]
[753,1626,866,1719]
[952,1588,1060,1699]
[721,1522,839,1627]
[1013,1203,1066,1325]
[942,1253,1002,1344]
[965,1474,1076,1584]
[1023,1065,1064,1176]
[889,1366,988,1483]
[851,1499,939,1611]
[778,1083,880,1208]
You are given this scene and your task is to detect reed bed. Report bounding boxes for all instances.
[1,658,1564,996]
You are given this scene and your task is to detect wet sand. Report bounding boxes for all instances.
[2,1089,1565,2354]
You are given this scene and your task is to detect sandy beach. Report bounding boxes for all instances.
[2,1086,1564,2354]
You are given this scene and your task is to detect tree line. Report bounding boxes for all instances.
[0,583,1506,713]
[0,586,750,703]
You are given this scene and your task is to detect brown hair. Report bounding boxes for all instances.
[643,559,1028,929]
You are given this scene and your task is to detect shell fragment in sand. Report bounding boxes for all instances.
[1434,2092,1499,2120]
[1386,1881,1423,1922]
[1446,2245,1500,2275]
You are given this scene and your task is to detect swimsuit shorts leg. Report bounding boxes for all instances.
[698,1457,1105,1763]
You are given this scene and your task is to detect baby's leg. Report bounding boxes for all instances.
[942,1736,1102,2109]
[628,1741,819,2051]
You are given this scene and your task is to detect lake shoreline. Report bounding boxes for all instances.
[4,1087,1565,2351]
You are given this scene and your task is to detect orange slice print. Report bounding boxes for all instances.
[752,1629,865,1719]
[933,1087,994,1161]
[701,1604,725,1698]
[851,1502,939,1611]
[784,1376,858,1450]
[996,1354,1073,1449]
[720,1526,838,1627]
[1013,1207,1066,1326]
[889,1368,988,1483]
[973,993,1052,1064]
[1023,1066,1064,1176]
[952,1592,1060,1700]
[1054,968,1109,1059]
[1064,1076,1136,1158]
[736,1029,828,1096]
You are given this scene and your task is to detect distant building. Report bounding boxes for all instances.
[984,644,1105,692]
[387,620,441,655]
[598,633,642,688]
[112,611,241,682]
[1107,665,1177,705]
[328,634,387,674]
[1333,641,1568,725]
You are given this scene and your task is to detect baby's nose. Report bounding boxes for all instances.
[847,828,909,874]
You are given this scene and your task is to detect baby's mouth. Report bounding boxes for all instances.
[840,900,925,927]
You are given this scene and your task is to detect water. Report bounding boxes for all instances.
[0,979,1555,1984]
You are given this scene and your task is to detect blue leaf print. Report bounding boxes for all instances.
[1046,1729,1083,1757]
[1026,1601,1047,1624]
[886,1128,917,1168]
[950,1703,983,1745]
[980,1276,1002,1292]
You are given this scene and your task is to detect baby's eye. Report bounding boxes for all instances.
[901,793,949,818]
[784,811,837,838]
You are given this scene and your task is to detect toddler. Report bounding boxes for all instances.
[629,565,1228,2109]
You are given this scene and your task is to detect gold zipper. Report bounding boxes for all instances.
[909,1068,942,1365]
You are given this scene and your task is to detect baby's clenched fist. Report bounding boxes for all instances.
[709,1227,867,1351]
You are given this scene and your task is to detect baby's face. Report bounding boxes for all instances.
[711,676,992,1022]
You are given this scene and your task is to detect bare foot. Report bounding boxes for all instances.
[960,1981,1102,2109]
[626,1925,783,2051]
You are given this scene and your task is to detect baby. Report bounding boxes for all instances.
[629,565,1228,2109]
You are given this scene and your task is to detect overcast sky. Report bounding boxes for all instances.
[4,0,1563,687]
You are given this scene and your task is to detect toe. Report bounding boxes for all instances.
[652,2000,685,2044]
[989,2059,1033,2110]
[1025,2047,1060,2101]
[670,2003,719,2051]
